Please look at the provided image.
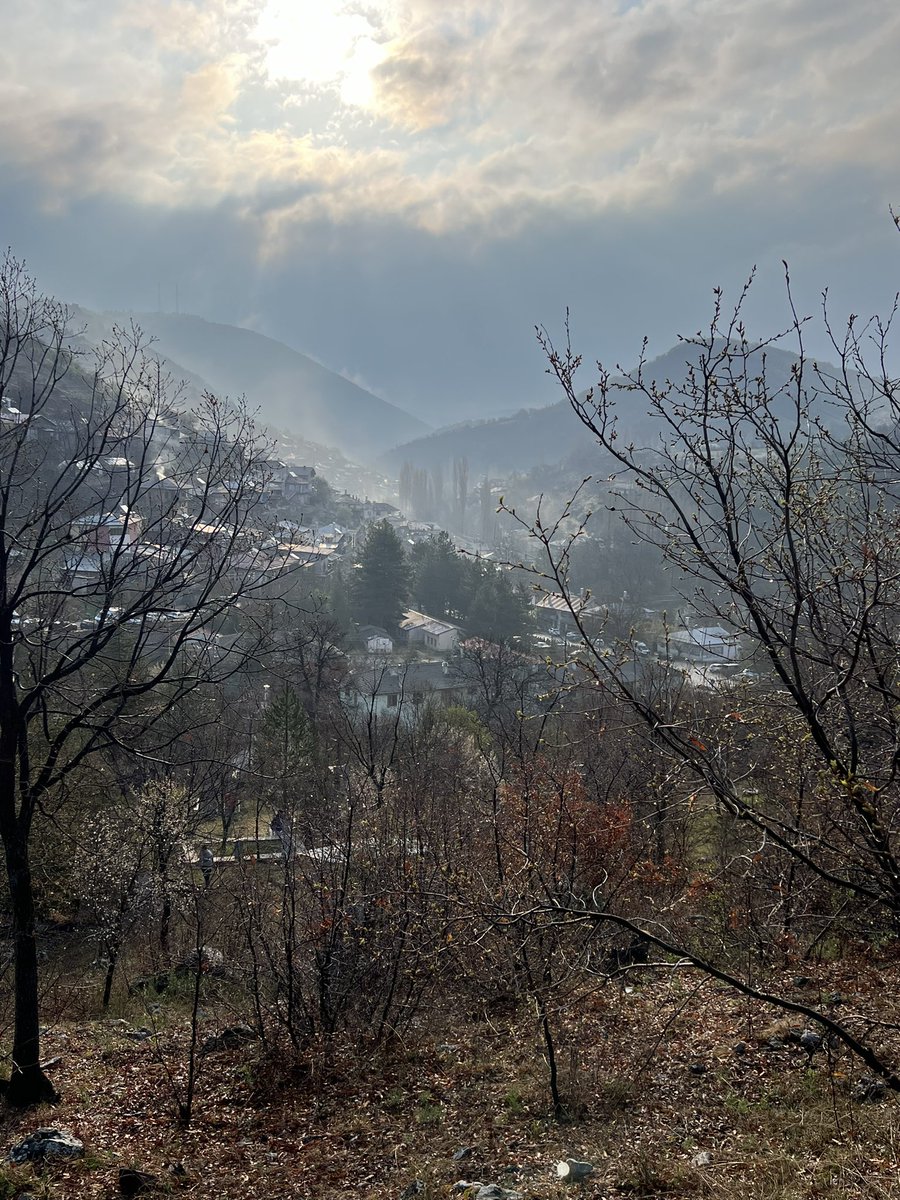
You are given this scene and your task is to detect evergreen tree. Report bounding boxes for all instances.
[256,685,316,846]
[411,532,466,619]
[352,519,411,632]
[464,560,533,644]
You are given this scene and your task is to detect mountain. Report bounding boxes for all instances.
[383,340,842,475]
[383,403,585,475]
[83,311,431,462]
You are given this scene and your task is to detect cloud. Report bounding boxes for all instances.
[2,0,899,430]
[1,0,896,237]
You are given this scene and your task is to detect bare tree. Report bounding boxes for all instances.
[515,270,900,1088]
[0,253,293,1104]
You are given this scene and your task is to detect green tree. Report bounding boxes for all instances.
[464,560,532,644]
[352,519,411,633]
[411,532,466,619]
[256,685,316,842]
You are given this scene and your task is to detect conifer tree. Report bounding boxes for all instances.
[352,519,410,633]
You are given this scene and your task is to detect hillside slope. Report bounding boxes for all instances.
[93,311,431,461]
[385,340,840,475]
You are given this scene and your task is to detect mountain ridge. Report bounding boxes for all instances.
[76,309,432,463]
[383,338,845,475]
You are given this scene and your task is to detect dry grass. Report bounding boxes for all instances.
[1,957,900,1198]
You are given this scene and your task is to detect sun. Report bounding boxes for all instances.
[255,1,388,108]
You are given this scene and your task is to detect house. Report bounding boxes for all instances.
[284,464,316,499]
[401,609,461,653]
[362,499,399,523]
[63,508,144,587]
[240,459,316,503]
[342,659,468,720]
[358,625,394,654]
[532,592,603,634]
[315,523,348,550]
[665,625,741,664]
[263,540,338,577]
[387,518,444,546]
[69,507,142,553]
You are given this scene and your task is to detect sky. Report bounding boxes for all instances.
[1,0,899,424]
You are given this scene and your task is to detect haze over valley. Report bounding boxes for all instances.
[2,3,900,1197]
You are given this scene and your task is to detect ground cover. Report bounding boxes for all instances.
[1,954,899,1198]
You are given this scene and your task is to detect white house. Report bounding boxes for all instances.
[401,609,461,653]
[666,625,741,663]
[358,625,394,654]
[532,591,603,634]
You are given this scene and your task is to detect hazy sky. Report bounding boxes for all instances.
[2,0,898,422]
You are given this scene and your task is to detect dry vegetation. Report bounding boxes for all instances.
[2,944,900,1199]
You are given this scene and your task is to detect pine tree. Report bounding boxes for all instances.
[352,519,411,633]
[411,532,466,619]
[256,685,315,840]
[465,560,532,644]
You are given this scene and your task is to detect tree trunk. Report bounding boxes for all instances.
[102,941,120,1011]
[4,830,56,1105]
[159,894,171,958]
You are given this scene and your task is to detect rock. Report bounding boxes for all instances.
[119,1166,160,1195]
[799,1029,823,1058]
[853,1075,887,1103]
[793,975,814,988]
[399,1182,425,1199]
[200,1024,257,1054]
[689,1061,707,1075]
[452,1147,475,1161]
[767,1036,784,1050]
[453,1184,522,1200]
[556,1158,595,1182]
[8,1128,84,1164]
[176,946,227,977]
[124,1028,152,1042]
[732,1041,747,1056]
[692,1150,713,1167]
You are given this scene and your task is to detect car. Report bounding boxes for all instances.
[93,607,123,623]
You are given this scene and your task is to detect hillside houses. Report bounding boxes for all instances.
[27,398,330,609]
